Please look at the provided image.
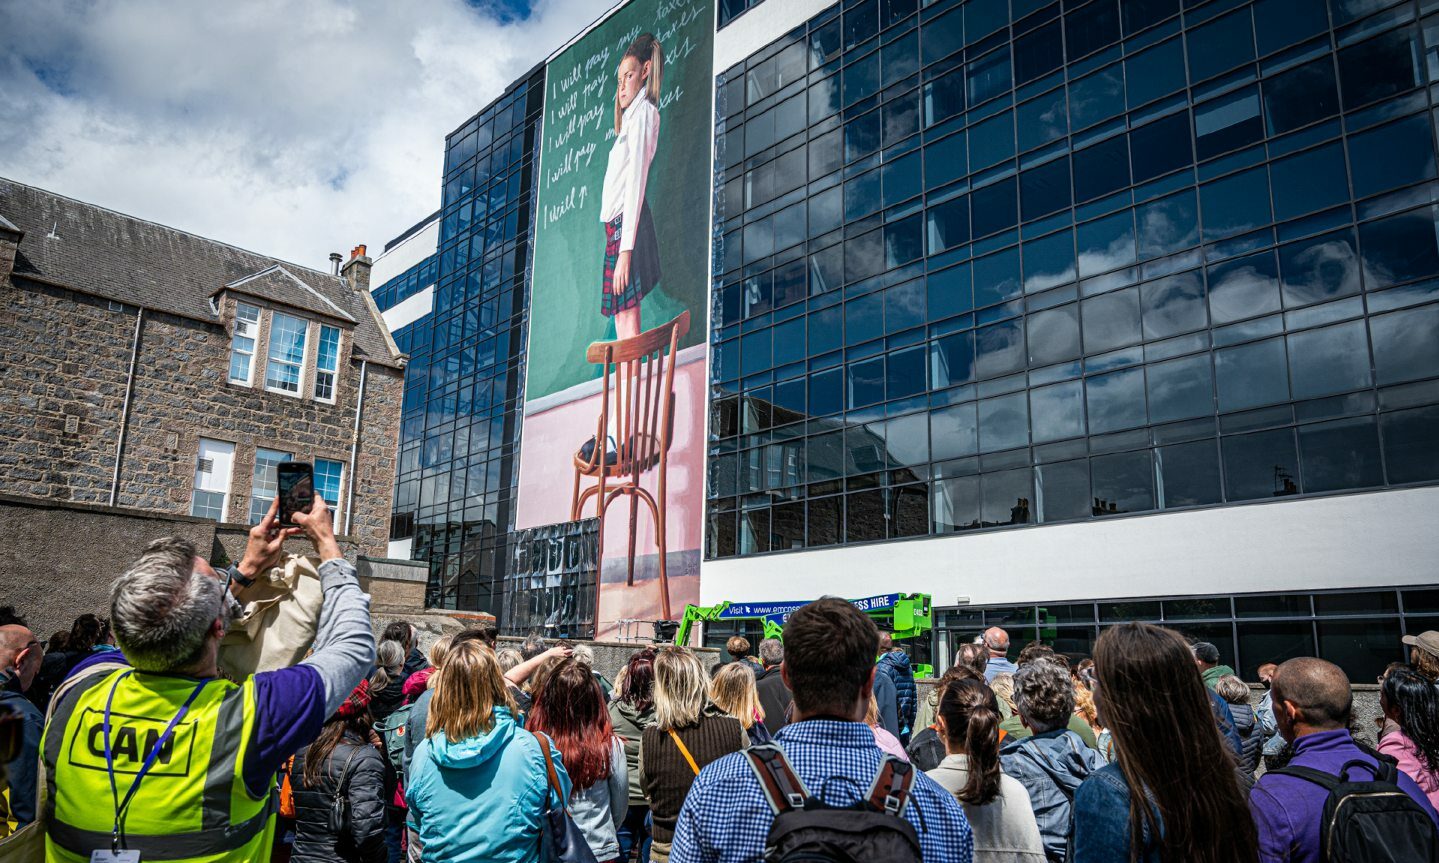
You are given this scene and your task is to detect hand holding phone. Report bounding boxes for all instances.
[277,462,315,527]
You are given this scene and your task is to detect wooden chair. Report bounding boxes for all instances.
[570,310,690,620]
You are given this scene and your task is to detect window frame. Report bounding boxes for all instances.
[228,303,261,386]
[191,438,236,522]
[249,448,293,525]
[315,458,346,528]
[265,311,310,397]
[314,324,342,403]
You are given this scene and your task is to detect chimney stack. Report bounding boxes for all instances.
[329,252,343,275]
[341,243,372,294]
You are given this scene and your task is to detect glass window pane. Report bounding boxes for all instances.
[1091,450,1154,515]
[970,111,1016,171]
[883,90,921,147]
[847,356,885,407]
[981,467,1033,526]
[1186,8,1255,83]
[979,391,1030,452]
[927,194,971,255]
[1069,66,1125,131]
[1236,594,1310,617]
[1036,459,1091,522]
[972,178,1019,239]
[882,31,920,88]
[933,474,982,532]
[1148,353,1214,424]
[968,46,1012,106]
[1141,270,1207,340]
[890,483,930,538]
[1018,89,1068,152]
[1338,27,1422,110]
[1077,210,1136,277]
[1074,135,1131,204]
[1195,86,1263,160]
[1136,190,1199,261]
[1287,320,1372,399]
[1028,304,1082,365]
[884,411,930,467]
[1021,156,1072,222]
[1215,337,1290,412]
[921,6,964,65]
[1347,114,1438,200]
[1066,0,1120,59]
[1023,230,1077,293]
[1126,37,1186,108]
[931,401,980,460]
[1015,20,1063,84]
[1359,208,1439,290]
[1100,600,1161,622]
[1200,166,1271,243]
[924,66,967,127]
[809,368,842,418]
[847,489,886,543]
[1131,112,1193,182]
[975,318,1026,379]
[1279,229,1360,308]
[1382,404,1439,483]
[1157,439,1222,508]
[1270,143,1348,224]
[1222,428,1300,500]
[1299,416,1384,493]
[1208,250,1280,325]
[925,132,968,189]
[1164,598,1230,620]
[1086,366,1146,433]
[807,496,841,547]
[1236,621,1313,681]
[887,344,928,400]
[1122,0,1177,33]
[1082,287,1142,354]
[1317,619,1403,682]
[1031,379,1086,443]
[931,329,976,388]
[1262,58,1339,136]
[1253,0,1327,56]
[1371,304,1439,386]
[975,247,1022,308]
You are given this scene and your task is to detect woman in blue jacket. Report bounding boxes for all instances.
[405,641,571,863]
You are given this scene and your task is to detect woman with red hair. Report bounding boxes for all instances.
[528,658,628,862]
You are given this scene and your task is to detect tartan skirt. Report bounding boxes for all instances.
[601,206,662,317]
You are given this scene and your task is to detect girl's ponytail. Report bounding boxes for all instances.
[647,37,664,107]
[615,33,665,132]
[937,677,1004,806]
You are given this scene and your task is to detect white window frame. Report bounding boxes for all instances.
[265,311,309,397]
[314,458,345,527]
[314,324,341,403]
[229,303,261,385]
[191,438,235,521]
[248,448,292,525]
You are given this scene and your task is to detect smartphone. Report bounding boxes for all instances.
[276,462,315,527]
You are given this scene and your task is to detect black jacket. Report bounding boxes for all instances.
[755,665,792,737]
[402,647,428,679]
[290,735,388,863]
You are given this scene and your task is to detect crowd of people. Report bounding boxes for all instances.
[1,501,1438,861]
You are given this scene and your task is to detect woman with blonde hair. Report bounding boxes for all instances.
[640,647,746,863]
[709,661,769,743]
[405,641,570,863]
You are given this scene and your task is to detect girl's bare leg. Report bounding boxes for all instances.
[615,305,641,340]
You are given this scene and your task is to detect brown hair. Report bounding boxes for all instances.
[937,678,1003,805]
[954,642,988,679]
[527,659,614,790]
[1412,646,1439,682]
[426,641,515,742]
[726,635,752,660]
[301,711,374,788]
[614,33,664,133]
[710,662,764,729]
[784,597,879,717]
[1094,623,1257,863]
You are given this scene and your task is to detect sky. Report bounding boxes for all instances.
[0,0,604,271]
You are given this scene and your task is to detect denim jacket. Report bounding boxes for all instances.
[1071,764,1161,863]
[1000,729,1107,862]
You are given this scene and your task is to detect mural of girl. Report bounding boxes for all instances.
[600,32,664,340]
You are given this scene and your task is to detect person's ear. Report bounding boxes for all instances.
[642,59,652,83]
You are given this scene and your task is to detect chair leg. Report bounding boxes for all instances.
[570,469,582,521]
[595,473,607,583]
[657,462,671,621]
[626,482,639,587]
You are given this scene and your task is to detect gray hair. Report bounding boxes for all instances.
[1214,674,1251,705]
[1013,659,1074,733]
[110,537,224,673]
[573,644,595,668]
[370,640,405,691]
[520,635,547,660]
[758,638,784,666]
[496,647,523,673]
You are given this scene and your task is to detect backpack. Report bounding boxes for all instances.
[743,742,921,863]
[375,703,413,782]
[1272,757,1439,863]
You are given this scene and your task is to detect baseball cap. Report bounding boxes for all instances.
[1402,631,1439,657]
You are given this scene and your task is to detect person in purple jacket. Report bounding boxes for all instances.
[1249,657,1439,862]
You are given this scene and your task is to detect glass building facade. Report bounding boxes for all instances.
[384,69,545,614]
[706,0,1439,561]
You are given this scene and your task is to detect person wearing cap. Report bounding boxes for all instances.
[1191,641,1234,691]
[289,679,388,863]
[1404,631,1439,682]
[41,495,375,863]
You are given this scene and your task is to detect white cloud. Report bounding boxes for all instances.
[0,0,604,270]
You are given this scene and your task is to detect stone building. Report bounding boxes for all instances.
[0,178,424,635]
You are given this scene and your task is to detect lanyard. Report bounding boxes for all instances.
[103,671,210,853]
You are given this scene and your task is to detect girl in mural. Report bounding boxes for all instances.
[600,32,664,341]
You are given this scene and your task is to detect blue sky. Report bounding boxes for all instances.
[0,0,603,269]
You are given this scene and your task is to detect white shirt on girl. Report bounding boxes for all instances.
[601,92,661,254]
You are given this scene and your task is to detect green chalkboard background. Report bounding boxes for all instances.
[526,0,715,403]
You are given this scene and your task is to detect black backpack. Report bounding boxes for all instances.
[743,743,922,863]
[1271,757,1439,862]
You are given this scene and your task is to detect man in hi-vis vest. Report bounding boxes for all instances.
[42,494,374,862]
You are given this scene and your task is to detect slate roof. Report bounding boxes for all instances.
[0,178,404,369]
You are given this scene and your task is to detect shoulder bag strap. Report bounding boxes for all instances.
[333,745,361,796]
[742,743,810,815]
[533,731,566,808]
[1270,764,1343,791]
[668,728,701,776]
[865,756,916,816]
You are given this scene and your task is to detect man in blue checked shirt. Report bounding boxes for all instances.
[670,597,974,863]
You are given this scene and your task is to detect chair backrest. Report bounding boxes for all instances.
[585,311,691,471]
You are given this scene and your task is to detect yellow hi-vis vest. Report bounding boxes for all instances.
[41,668,276,862]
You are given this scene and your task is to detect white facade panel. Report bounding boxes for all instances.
[700,486,1439,607]
[370,218,440,287]
[714,0,839,72]
[381,284,435,333]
